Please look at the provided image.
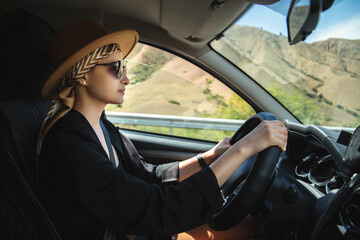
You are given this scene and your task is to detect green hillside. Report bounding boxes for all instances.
[213,25,360,127]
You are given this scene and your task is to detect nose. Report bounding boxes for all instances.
[121,73,130,86]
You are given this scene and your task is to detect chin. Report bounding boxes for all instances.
[109,98,124,105]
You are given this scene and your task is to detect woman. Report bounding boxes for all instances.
[37,19,288,240]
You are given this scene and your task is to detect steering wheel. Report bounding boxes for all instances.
[209,112,281,231]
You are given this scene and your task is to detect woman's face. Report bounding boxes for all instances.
[84,50,130,105]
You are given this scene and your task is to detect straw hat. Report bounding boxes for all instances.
[42,19,139,100]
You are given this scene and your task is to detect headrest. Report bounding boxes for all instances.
[0,8,54,100]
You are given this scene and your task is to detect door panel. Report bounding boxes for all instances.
[121,129,216,165]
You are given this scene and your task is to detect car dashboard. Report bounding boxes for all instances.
[257,121,360,240]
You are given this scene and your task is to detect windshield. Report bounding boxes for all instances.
[211,0,360,128]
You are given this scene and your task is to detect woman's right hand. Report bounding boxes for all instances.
[235,120,288,158]
[210,120,287,187]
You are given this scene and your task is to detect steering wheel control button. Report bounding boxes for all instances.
[282,184,298,204]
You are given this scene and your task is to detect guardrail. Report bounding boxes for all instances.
[106,111,244,131]
[106,111,355,133]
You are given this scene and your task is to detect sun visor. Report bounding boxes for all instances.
[160,0,248,41]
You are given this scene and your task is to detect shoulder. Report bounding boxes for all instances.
[54,109,89,130]
[45,109,96,144]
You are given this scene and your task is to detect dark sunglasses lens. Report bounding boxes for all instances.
[115,61,121,78]
[116,64,126,79]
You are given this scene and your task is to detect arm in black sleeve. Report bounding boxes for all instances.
[140,158,179,185]
[56,130,224,236]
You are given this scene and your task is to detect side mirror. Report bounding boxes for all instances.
[286,0,321,45]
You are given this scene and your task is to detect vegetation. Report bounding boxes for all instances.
[128,47,173,84]
[199,92,255,120]
[214,93,255,120]
[116,124,233,142]
[201,77,255,120]
[268,83,326,125]
[168,99,181,105]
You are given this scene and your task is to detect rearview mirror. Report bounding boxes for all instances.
[286,0,321,45]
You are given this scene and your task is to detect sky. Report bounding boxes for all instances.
[236,0,360,43]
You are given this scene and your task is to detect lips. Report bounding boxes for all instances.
[119,89,125,95]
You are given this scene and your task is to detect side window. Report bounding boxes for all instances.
[105,43,255,141]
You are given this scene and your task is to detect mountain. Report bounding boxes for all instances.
[218,25,360,119]
[312,38,360,60]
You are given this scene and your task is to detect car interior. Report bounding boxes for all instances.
[0,0,359,239]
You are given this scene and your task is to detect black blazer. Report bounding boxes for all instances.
[38,109,224,240]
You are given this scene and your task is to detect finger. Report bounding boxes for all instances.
[263,120,287,135]
[269,120,286,127]
[264,124,288,152]
[268,121,288,138]
[275,132,288,152]
[268,136,286,152]
[263,120,287,131]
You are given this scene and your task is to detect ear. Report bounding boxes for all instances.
[79,75,88,86]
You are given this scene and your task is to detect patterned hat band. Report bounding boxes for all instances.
[59,43,119,90]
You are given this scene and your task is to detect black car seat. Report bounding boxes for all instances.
[0,9,61,239]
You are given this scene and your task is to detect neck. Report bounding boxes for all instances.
[73,92,107,129]
[74,104,104,128]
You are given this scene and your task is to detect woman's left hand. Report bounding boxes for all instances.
[179,138,231,182]
[203,137,231,165]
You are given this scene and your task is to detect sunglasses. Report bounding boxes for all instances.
[95,60,127,79]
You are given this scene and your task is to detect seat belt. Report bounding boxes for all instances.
[100,120,117,167]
